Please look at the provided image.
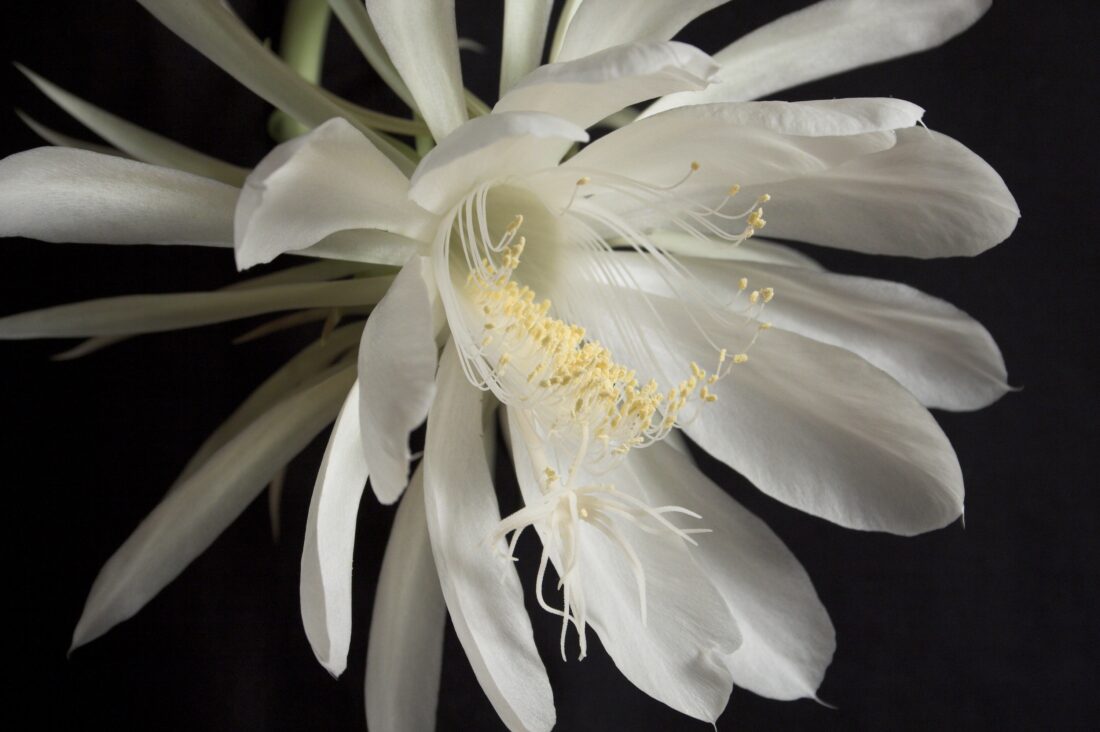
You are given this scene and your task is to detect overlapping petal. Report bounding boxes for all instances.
[553,0,728,62]
[234,118,435,269]
[647,0,991,114]
[423,344,555,732]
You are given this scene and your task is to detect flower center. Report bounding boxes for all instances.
[434,166,775,658]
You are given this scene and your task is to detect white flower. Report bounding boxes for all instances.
[0,0,1016,730]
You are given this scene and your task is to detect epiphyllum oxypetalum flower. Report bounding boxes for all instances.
[229,18,1014,732]
[0,0,1017,730]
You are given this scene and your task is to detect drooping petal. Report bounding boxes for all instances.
[0,277,392,339]
[0,147,236,246]
[500,0,554,95]
[423,344,555,732]
[15,110,125,158]
[136,0,413,172]
[554,0,728,62]
[506,409,739,723]
[71,365,356,650]
[637,440,835,701]
[365,0,467,140]
[17,64,248,185]
[408,111,588,214]
[359,258,440,504]
[641,97,925,134]
[738,128,1019,257]
[234,118,435,270]
[365,467,446,732]
[496,41,717,130]
[300,381,370,677]
[647,0,991,114]
[177,324,364,483]
[561,285,965,535]
[678,257,1010,410]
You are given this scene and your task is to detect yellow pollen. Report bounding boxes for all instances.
[727,184,741,197]
[733,353,749,364]
[576,176,591,186]
[738,277,748,291]
[690,161,701,171]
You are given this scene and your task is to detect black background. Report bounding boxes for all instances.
[1,1,1096,730]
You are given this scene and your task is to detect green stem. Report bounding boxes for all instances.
[271,0,331,141]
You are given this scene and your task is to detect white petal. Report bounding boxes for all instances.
[506,409,739,722]
[554,0,728,62]
[359,258,441,504]
[328,0,416,110]
[365,467,446,732]
[365,0,467,140]
[500,0,554,95]
[16,110,126,158]
[680,257,1010,410]
[301,381,370,677]
[647,231,823,270]
[0,147,236,246]
[562,285,965,535]
[638,440,835,700]
[565,103,895,204]
[423,344,555,732]
[301,229,425,267]
[234,118,434,270]
[496,41,717,130]
[647,0,991,113]
[409,111,588,214]
[18,64,248,185]
[742,128,1019,257]
[136,0,413,172]
[0,277,392,339]
[71,365,356,650]
[641,97,925,134]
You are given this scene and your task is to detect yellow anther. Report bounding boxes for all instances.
[727,184,741,197]
[759,322,773,331]
[733,353,749,364]
[749,290,761,304]
[757,194,771,203]
[738,277,748,291]
[580,507,589,518]
[761,287,775,303]
[690,161,701,172]
[506,214,524,233]
[576,176,591,186]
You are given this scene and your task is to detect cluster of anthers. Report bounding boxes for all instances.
[450,163,776,658]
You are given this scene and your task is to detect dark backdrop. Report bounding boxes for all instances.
[1,2,1096,730]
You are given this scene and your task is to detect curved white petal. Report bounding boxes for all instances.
[365,467,446,732]
[741,128,1019,257]
[647,231,823,270]
[409,111,588,214]
[235,118,434,270]
[136,0,412,172]
[0,147,236,246]
[554,0,728,62]
[501,0,554,95]
[0,277,392,339]
[295,230,423,267]
[301,381,370,677]
[641,97,925,134]
[647,0,991,114]
[679,258,1010,410]
[18,64,248,185]
[328,0,416,110]
[16,110,125,157]
[496,41,717,130]
[565,103,896,205]
[638,440,835,700]
[561,285,965,535]
[71,365,356,650]
[423,344,555,732]
[506,409,739,722]
[359,258,440,504]
[365,0,467,140]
